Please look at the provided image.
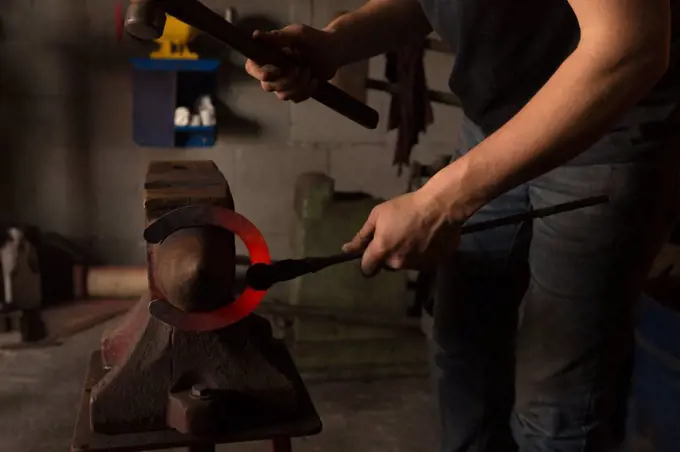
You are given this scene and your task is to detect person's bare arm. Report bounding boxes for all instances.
[246,0,432,101]
[324,0,432,66]
[421,0,671,220]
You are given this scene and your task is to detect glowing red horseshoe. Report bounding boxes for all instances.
[144,205,271,332]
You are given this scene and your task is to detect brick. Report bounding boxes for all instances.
[90,237,148,265]
[290,58,391,144]
[329,145,407,200]
[2,0,86,43]
[231,144,330,192]
[92,188,146,243]
[220,83,292,144]
[0,44,84,97]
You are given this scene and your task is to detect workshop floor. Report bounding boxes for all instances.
[0,322,438,452]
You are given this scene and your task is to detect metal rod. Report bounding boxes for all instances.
[245,194,609,289]
[239,195,608,269]
[460,194,609,234]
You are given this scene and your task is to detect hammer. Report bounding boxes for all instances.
[124,0,380,129]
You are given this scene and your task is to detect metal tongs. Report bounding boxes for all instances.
[245,195,609,290]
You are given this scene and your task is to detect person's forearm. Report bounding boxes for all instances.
[422,41,670,221]
[324,0,432,67]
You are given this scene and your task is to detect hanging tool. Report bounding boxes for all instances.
[245,194,609,290]
[123,0,379,129]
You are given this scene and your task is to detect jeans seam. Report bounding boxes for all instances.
[577,382,595,452]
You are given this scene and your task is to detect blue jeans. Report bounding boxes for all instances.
[432,113,680,452]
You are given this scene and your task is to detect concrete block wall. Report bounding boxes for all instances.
[0,0,462,265]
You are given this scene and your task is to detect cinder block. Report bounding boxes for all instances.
[85,0,121,41]
[409,141,458,166]
[2,96,74,149]
[86,68,133,102]
[329,144,408,200]
[231,143,330,192]
[220,83,292,144]
[310,0,367,29]
[87,100,134,150]
[2,0,86,43]
[90,145,146,193]
[293,173,334,220]
[92,188,146,243]
[233,188,296,238]
[90,237,148,265]
[290,90,390,144]
[228,144,330,241]
[290,172,410,318]
[288,0,313,23]
[290,58,390,144]
[283,172,426,377]
[417,102,465,147]
[193,146,238,184]
[205,0,290,23]
[424,51,456,92]
[0,44,83,97]
[10,144,94,238]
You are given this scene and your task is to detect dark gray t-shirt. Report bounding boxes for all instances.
[419,0,680,138]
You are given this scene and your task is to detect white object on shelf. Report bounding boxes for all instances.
[195,95,213,110]
[174,107,191,127]
[190,114,201,126]
[196,95,216,126]
[225,7,235,23]
[199,110,216,126]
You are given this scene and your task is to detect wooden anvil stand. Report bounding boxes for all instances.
[70,161,321,452]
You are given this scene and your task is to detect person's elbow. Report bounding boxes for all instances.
[580,27,670,85]
[635,34,671,82]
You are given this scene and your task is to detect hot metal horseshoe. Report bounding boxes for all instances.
[144,205,271,332]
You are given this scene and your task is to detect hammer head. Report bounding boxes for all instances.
[124,0,167,40]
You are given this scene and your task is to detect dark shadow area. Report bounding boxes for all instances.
[63,43,94,258]
[37,232,91,306]
[0,45,25,221]
[646,264,680,312]
[668,221,680,244]
[333,192,373,202]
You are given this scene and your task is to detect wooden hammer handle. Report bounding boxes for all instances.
[165,0,379,129]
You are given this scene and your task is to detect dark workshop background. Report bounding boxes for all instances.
[0,0,460,264]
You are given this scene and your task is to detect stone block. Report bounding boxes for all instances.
[290,172,411,343]
[329,145,408,200]
[221,84,292,144]
[0,43,82,97]
[290,58,390,144]
[2,0,86,43]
